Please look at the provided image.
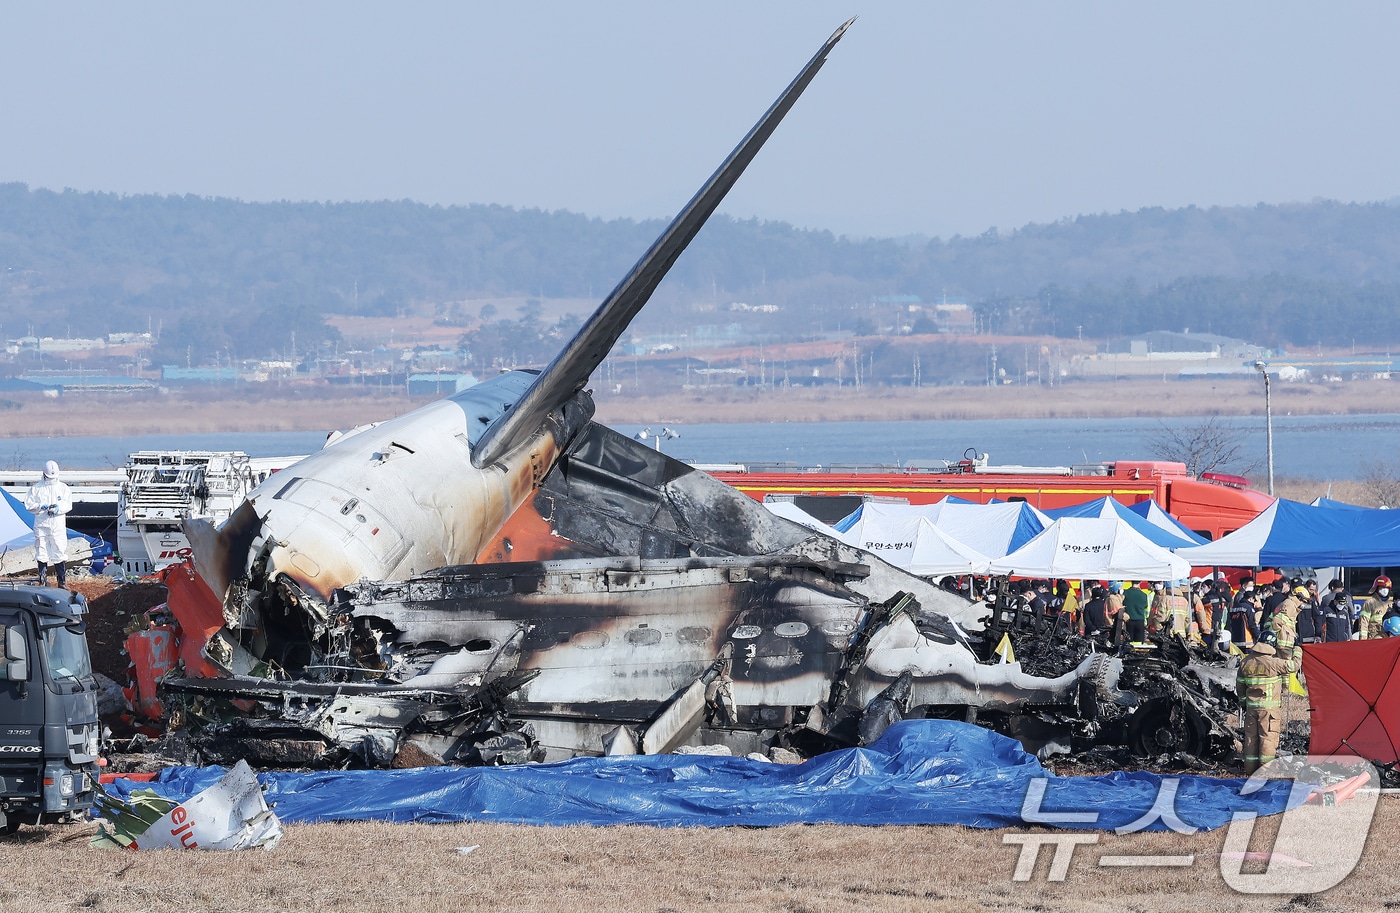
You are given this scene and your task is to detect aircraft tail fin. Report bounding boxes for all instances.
[471,18,854,468]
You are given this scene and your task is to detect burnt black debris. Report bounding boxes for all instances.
[113,577,1255,773]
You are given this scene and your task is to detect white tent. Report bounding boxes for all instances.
[839,514,991,577]
[765,499,990,576]
[987,516,1192,580]
[840,499,1048,559]
[761,499,833,533]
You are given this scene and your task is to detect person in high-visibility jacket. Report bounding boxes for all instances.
[1148,581,1169,632]
[1189,580,1211,641]
[1237,641,1297,774]
[1357,576,1392,639]
[1150,581,1192,637]
[1267,586,1305,666]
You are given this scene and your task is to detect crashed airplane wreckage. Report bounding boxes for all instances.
[130,20,1238,770]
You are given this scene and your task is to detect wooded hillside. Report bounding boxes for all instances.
[3,182,1399,361]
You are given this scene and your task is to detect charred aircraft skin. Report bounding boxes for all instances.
[166,562,1088,766]
[167,20,1241,770]
[164,428,1226,769]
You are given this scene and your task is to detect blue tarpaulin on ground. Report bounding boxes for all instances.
[102,721,1303,830]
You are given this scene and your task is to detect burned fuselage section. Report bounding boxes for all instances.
[163,554,1095,766]
[160,411,1239,769]
[160,547,1242,769]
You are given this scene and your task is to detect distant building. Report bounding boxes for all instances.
[933,300,974,333]
[35,336,106,353]
[1269,355,1400,380]
[106,332,154,345]
[1076,331,1269,380]
[2,374,155,394]
[408,372,478,396]
[161,365,237,383]
[1102,331,1266,359]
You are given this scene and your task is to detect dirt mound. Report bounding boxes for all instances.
[73,578,168,682]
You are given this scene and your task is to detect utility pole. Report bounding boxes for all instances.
[1254,361,1275,496]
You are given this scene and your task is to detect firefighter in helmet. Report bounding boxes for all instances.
[1358,576,1392,639]
[1236,639,1297,774]
[1266,585,1306,667]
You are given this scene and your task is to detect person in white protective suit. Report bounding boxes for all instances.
[23,460,73,587]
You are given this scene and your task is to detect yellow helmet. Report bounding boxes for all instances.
[1293,585,1309,599]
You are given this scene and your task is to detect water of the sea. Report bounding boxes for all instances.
[4,413,1399,480]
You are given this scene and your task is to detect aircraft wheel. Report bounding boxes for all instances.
[1127,697,1206,758]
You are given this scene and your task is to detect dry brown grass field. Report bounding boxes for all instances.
[2,377,1397,440]
[591,376,1400,425]
[0,388,418,440]
[1273,478,1375,506]
[2,795,1396,913]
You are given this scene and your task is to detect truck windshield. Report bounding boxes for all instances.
[42,625,92,682]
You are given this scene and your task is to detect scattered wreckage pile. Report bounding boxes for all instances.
[110,562,1249,775]
[964,581,1241,771]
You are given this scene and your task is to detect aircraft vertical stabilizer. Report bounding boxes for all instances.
[471,18,855,469]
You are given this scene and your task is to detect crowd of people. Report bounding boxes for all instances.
[965,571,1396,775]
[968,572,1383,653]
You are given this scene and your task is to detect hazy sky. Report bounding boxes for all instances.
[3,3,1398,239]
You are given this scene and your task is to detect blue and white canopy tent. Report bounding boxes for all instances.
[1125,499,1209,546]
[835,498,1048,560]
[1044,496,1206,549]
[989,516,1192,581]
[1309,497,1368,511]
[0,489,113,575]
[1174,498,1400,568]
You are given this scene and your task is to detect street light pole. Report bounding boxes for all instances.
[1254,361,1274,496]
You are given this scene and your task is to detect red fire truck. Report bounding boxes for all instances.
[705,454,1273,541]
